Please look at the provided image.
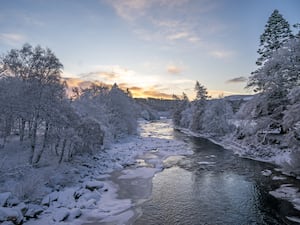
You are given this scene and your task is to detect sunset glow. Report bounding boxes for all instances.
[1,0,299,99]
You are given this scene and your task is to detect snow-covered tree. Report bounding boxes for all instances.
[190,81,209,131]
[0,44,69,164]
[202,99,234,136]
[106,83,138,139]
[172,92,189,127]
[256,9,292,66]
[247,37,300,120]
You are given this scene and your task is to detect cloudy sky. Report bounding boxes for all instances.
[1,0,299,99]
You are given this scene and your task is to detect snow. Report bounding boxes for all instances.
[0,118,192,225]
[0,192,12,207]
[261,169,272,176]
[0,207,23,224]
[197,161,216,165]
[272,176,286,180]
[269,184,300,211]
[286,216,300,224]
[84,181,104,191]
[119,167,159,179]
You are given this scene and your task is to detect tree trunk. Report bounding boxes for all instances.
[20,118,26,142]
[54,138,60,156]
[33,122,49,164]
[29,117,38,164]
[59,139,67,164]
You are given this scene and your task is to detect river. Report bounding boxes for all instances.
[135,120,300,225]
[86,119,300,225]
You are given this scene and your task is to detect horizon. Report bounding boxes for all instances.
[1,0,300,99]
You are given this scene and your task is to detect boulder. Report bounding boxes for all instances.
[85,181,104,191]
[24,204,43,218]
[52,208,69,222]
[69,208,82,219]
[0,193,12,207]
[0,207,23,225]
[41,191,59,206]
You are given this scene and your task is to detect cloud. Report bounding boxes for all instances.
[63,77,174,99]
[108,0,150,21]
[226,76,247,83]
[107,0,217,45]
[167,64,182,74]
[0,33,25,45]
[167,32,189,41]
[79,71,118,80]
[142,90,174,99]
[209,50,235,59]
[207,90,249,99]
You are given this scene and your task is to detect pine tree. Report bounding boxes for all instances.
[256,9,292,66]
[194,81,208,101]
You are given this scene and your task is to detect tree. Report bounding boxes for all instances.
[247,37,300,114]
[106,83,137,139]
[0,44,65,164]
[195,81,209,101]
[256,9,292,66]
[202,99,234,136]
[172,92,189,127]
[190,81,209,131]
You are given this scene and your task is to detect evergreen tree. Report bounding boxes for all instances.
[256,9,292,66]
[194,81,208,101]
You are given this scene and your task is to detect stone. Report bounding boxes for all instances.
[85,181,104,191]
[0,207,23,225]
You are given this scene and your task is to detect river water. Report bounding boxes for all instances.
[84,119,300,225]
[132,121,300,225]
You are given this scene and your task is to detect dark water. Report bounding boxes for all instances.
[134,132,300,225]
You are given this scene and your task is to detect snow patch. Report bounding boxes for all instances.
[197,161,216,165]
[261,169,272,176]
[269,184,300,212]
[119,167,159,179]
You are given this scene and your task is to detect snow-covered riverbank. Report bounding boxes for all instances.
[176,126,300,221]
[0,119,192,225]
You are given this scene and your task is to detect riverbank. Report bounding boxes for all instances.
[176,127,295,171]
[176,126,300,222]
[0,119,192,224]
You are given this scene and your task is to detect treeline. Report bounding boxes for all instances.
[0,44,137,165]
[173,10,300,152]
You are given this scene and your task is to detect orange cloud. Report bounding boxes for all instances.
[63,78,174,99]
[167,64,182,74]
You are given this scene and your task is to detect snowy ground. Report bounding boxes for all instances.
[0,119,192,225]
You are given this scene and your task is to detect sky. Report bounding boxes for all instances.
[0,0,299,99]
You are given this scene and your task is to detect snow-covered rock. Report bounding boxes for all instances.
[0,192,12,207]
[0,207,23,224]
[272,176,286,180]
[41,191,59,206]
[24,204,43,218]
[269,184,300,211]
[261,169,272,176]
[1,221,15,225]
[81,191,101,202]
[85,180,104,191]
[52,208,69,222]
[69,208,82,219]
[286,216,300,223]
[16,202,27,215]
